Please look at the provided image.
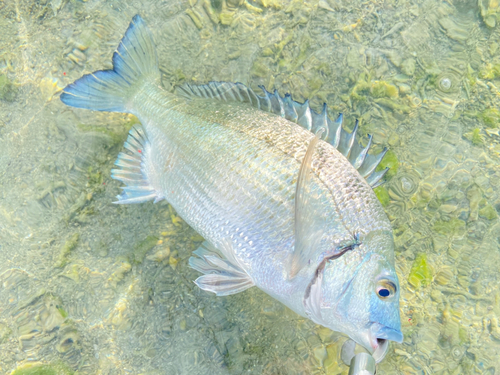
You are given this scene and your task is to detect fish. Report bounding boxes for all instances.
[60,15,403,361]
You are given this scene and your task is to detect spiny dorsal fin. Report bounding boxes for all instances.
[178,81,389,188]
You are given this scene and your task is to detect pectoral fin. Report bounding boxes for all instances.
[289,135,325,279]
[189,240,254,296]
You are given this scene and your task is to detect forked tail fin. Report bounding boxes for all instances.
[60,15,159,113]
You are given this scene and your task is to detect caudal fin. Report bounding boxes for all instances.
[60,15,159,113]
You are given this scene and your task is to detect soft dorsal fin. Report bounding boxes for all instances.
[177,81,389,188]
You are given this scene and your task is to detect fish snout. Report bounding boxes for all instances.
[368,324,403,362]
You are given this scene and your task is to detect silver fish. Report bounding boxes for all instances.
[60,15,402,360]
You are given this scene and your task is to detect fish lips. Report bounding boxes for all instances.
[368,323,403,362]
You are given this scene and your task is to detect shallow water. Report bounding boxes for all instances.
[1,0,500,374]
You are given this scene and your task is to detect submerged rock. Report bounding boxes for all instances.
[0,74,17,102]
[11,361,73,375]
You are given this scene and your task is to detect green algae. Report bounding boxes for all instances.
[432,218,466,236]
[408,253,433,288]
[0,74,17,102]
[54,233,79,268]
[350,76,406,110]
[459,326,469,344]
[471,128,485,145]
[480,108,500,128]
[132,235,158,264]
[464,128,485,146]
[11,362,73,375]
[371,81,399,98]
[58,307,68,319]
[479,63,500,80]
[350,73,371,101]
[374,186,390,207]
[376,149,399,180]
[479,204,498,220]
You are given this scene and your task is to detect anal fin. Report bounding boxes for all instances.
[189,240,255,296]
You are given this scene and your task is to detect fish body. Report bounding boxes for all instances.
[61,15,402,359]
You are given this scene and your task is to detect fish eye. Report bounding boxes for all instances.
[378,288,390,297]
[376,279,396,300]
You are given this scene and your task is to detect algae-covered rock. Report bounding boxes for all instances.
[433,218,466,236]
[11,361,73,375]
[373,98,410,113]
[480,108,500,128]
[132,235,158,264]
[441,316,461,346]
[251,58,271,78]
[479,0,500,28]
[371,81,399,99]
[55,322,80,353]
[438,17,469,43]
[54,233,79,268]
[107,261,132,288]
[479,204,498,220]
[0,74,17,102]
[467,184,482,221]
[400,58,416,76]
[408,253,433,288]
[146,247,170,262]
[435,266,454,285]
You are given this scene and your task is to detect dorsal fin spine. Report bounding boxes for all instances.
[350,134,372,169]
[300,100,312,131]
[248,87,259,108]
[327,113,342,149]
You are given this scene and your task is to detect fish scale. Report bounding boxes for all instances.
[60,15,403,362]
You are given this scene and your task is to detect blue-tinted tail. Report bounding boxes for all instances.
[60,15,159,113]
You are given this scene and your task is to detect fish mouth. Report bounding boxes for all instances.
[368,324,403,362]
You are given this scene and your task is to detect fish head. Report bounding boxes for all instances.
[308,230,402,361]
